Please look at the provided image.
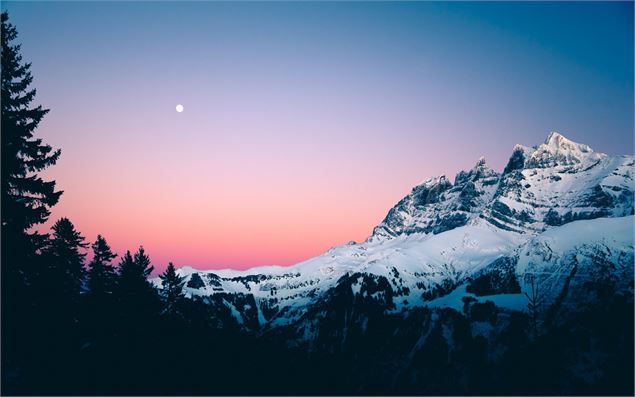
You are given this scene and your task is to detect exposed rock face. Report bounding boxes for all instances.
[371,132,633,238]
[371,156,500,240]
[485,134,630,232]
[186,273,205,289]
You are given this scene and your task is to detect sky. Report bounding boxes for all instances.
[3,1,633,273]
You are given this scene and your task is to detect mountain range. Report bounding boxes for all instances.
[152,131,633,330]
[148,132,634,393]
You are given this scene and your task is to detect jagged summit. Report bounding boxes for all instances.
[371,131,632,238]
[474,156,487,168]
[461,156,497,184]
[545,131,567,145]
[420,175,450,188]
[535,131,599,166]
[484,132,629,232]
[510,131,603,170]
[544,131,588,150]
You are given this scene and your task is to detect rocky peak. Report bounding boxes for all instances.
[544,131,587,150]
[502,132,603,174]
[412,176,452,206]
[474,156,487,169]
[528,132,603,169]
[455,156,499,186]
[485,132,631,233]
[373,132,632,240]
[371,161,501,241]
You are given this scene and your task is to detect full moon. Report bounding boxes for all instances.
[176,104,184,113]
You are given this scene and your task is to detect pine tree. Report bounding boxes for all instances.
[43,218,88,302]
[34,217,87,388]
[114,246,159,375]
[118,247,153,289]
[84,235,119,374]
[1,11,62,278]
[117,250,135,282]
[159,262,185,315]
[87,235,118,297]
[1,13,65,391]
[117,246,158,310]
[1,9,63,333]
[133,246,154,279]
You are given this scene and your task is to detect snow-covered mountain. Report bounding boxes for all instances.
[152,132,634,336]
[372,131,633,238]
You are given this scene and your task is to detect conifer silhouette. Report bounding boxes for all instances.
[87,234,118,297]
[159,262,185,315]
[1,12,66,394]
[1,11,62,273]
[43,217,88,302]
[116,246,158,317]
[117,247,154,295]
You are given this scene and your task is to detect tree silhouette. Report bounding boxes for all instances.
[133,246,154,278]
[1,11,62,278]
[42,217,88,304]
[111,247,160,392]
[1,13,63,388]
[85,235,118,345]
[117,250,135,282]
[24,217,87,393]
[159,262,185,316]
[87,234,118,297]
[116,246,159,323]
[117,247,154,297]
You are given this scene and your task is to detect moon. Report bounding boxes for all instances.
[176,104,184,113]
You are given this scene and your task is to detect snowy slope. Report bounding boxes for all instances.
[424,215,634,313]
[152,132,634,330]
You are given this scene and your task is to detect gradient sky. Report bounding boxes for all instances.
[3,1,633,273]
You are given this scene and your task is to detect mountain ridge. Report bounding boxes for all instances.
[151,131,634,335]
